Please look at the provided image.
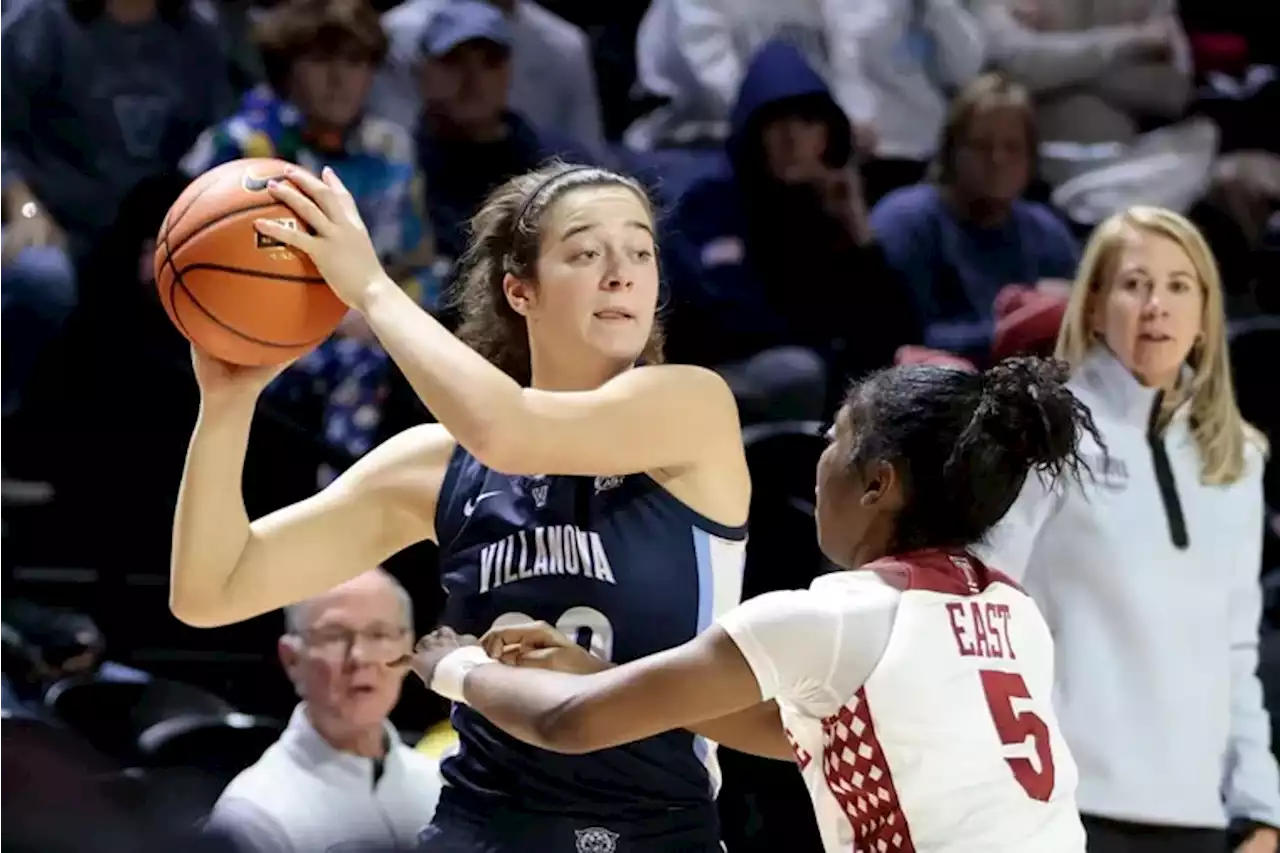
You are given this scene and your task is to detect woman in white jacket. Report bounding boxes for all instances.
[981,206,1280,853]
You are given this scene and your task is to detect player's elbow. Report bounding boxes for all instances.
[531,703,605,755]
[169,593,235,629]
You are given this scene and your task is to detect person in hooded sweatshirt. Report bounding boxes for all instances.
[661,40,921,424]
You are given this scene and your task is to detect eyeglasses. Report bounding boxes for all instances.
[299,625,410,661]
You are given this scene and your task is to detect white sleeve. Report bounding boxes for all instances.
[670,0,742,116]
[975,469,1063,582]
[922,0,987,89]
[972,0,1143,94]
[717,580,899,718]
[820,0,891,125]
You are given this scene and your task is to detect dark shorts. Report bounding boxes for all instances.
[419,787,722,853]
[1081,814,1227,853]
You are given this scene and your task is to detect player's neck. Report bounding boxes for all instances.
[106,0,157,24]
[528,348,629,392]
[847,523,895,569]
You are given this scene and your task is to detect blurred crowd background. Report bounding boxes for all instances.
[2,0,1279,850]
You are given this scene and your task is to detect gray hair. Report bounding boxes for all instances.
[283,568,413,635]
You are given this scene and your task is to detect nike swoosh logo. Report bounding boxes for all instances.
[462,491,502,518]
[242,171,286,192]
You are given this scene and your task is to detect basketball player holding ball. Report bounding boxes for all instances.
[170,163,758,852]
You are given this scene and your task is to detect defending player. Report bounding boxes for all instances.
[406,357,1097,853]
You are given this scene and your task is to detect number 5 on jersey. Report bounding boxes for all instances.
[980,669,1056,801]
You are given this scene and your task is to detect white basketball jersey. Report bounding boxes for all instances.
[719,550,1085,853]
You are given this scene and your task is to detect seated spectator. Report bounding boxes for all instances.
[854,0,989,206]
[2,0,231,264]
[870,73,1079,356]
[413,0,594,264]
[206,569,441,853]
[371,0,605,154]
[990,282,1068,360]
[978,0,1267,219]
[628,0,984,172]
[629,0,863,150]
[181,0,437,476]
[663,40,920,423]
[1,0,231,473]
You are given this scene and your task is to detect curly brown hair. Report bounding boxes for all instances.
[451,163,666,386]
[254,0,388,95]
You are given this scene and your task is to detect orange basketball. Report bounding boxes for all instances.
[154,158,348,366]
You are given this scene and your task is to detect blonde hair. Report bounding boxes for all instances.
[1055,206,1265,486]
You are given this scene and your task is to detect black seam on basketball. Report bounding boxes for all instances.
[165,200,284,260]
[159,177,218,247]
[175,262,327,284]
[174,276,334,349]
[161,188,208,343]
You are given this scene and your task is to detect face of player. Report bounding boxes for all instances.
[815,403,896,569]
[279,575,411,747]
[953,106,1031,207]
[290,48,377,132]
[1090,228,1204,392]
[420,40,512,137]
[762,115,830,184]
[509,186,660,371]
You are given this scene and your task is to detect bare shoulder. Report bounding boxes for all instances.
[642,365,750,528]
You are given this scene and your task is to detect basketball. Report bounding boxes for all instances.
[153,158,348,366]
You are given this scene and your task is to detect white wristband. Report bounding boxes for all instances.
[429,646,495,704]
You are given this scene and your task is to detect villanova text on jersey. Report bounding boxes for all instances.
[478,524,617,593]
[434,449,747,819]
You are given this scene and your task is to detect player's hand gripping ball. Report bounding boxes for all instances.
[153,158,348,366]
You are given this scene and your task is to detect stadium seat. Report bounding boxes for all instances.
[136,711,282,773]
[44,675,235,763]
[741,421,829,602]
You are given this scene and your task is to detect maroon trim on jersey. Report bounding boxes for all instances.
[864,549,1025,598]
[821,688,917,852]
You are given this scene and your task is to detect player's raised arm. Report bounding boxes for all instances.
[169,353,453,627]
[258,166,745,480]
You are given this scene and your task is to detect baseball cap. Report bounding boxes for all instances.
[419,0,512,58]
[894,345,977,372]
[991,284,1068,361]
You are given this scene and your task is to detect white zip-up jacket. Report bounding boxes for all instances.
[978,346,1280,829]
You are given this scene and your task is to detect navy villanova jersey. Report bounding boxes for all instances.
[434,445,747,818]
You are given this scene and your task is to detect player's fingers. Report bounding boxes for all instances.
[485,624,566,649]
[253,219,318,255]
[480,632,505,658]
[284,166,345,221]
[267,181,332,235]
[321,166,363,222]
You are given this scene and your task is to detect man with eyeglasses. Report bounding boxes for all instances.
[206,569,442,853]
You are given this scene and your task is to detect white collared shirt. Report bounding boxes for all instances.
[207,704,442,853]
